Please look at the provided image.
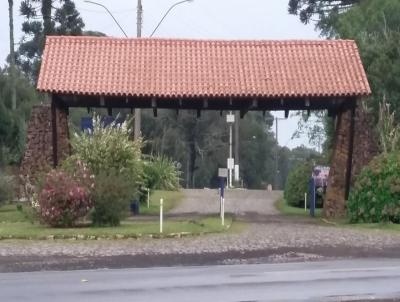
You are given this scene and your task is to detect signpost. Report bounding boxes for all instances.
[218,168,228,226]
[226,112,235,188]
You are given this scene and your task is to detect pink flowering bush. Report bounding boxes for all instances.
[38,165,94,227]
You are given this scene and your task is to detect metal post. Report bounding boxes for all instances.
[304,192,307,212]
[134,0,143,140]
[229,114,233,188]
[160,198,163,233]
[275,117,279,190]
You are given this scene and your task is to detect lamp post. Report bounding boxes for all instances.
[150,0,193,37]
[84,0,194,140]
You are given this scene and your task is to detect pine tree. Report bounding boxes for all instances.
[18,0,84,82]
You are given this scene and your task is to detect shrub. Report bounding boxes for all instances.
[91,170,136,226]
[0,172,16,203]
[284,162,313,207]
[143,155,181,191]
[38,168,94,227]
[348,152,400,223]
[70,115,143,196]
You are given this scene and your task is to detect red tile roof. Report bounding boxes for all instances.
[37,36,371,99]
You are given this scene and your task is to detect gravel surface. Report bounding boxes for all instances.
[1,189,400,271]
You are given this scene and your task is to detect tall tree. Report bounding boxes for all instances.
[18,0,84,81]
[8,0,16,110]
[335,0,400,116]
[288,0,359,36]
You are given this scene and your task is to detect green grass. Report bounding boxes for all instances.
[0,216,232,240]
[0,199,232,240]
[275,199,400,233]
[0,204,27,223]
[140,190,183,215]
[275,198,322,217]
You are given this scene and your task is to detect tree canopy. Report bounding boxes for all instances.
[288,0,359,36]
[18,0,84,81]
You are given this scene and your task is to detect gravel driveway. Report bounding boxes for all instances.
[1,189,400,272]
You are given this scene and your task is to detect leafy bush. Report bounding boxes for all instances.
[91,170,136,226]
[348,152,400,223]
[70,115,143,195]
[284,162,312,207]
[38,167,94,227]
[143,155,181,191]
[0,172,16,203]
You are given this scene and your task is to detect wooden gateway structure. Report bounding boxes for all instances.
[22,36,376,217]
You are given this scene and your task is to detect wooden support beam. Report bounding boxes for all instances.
[87,107,91,114]
[203,99,208,109]
[251,99,258,109]
[51,96,58,168]
[284,110,289,119]
[153,108,158,117]
[240,110,247,119]
[100,96,105,107]
[176,109,179,116]
[305,97,310,107]
[107,108,112,116]
[263,111,266,117]
[197,109,201,118]
[220,110,223,117]
[345,104,356,200]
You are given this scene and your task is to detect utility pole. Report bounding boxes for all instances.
[8,0,16,111]
[134,0,143,140]
[234,111,240,175]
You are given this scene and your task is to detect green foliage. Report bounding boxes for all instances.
[378,102,400,154]
[0,69,39,165]
[91,170,136,227]
[335,0,400,117]
[348,152,400,223]
[288,0,359,36]
[143,156,181,191]
[18,0,84,81]
[284,162,312,207]
[0,172,16,203]
[69,115,143,189]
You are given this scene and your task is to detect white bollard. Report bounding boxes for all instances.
[304,193,307,212]
[160,198,163,233]
[147,188,150,209]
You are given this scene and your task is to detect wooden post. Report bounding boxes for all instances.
[345,102,356,200]
[51,95,58,168]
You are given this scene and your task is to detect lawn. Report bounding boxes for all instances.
[274,198,400,233]
[140,190,183,215]
[0,190,233,240]
[275,198,322,217]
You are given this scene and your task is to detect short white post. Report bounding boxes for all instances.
[304,193,307,212]
[160,198,163,233]
[147,188,150,209]
[221,197,225,226]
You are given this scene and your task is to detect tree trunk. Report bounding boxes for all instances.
[8,0,16,110]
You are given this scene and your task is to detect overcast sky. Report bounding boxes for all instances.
[0,0,321,149]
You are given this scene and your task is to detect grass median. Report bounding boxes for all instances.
[0,190,232,240]
[275,198,322,217]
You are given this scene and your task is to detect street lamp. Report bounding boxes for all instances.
[150,0,194,37]
[83,1,128,37]
[84,0,194,140]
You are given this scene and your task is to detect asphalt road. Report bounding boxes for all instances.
[2,259,400,302]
